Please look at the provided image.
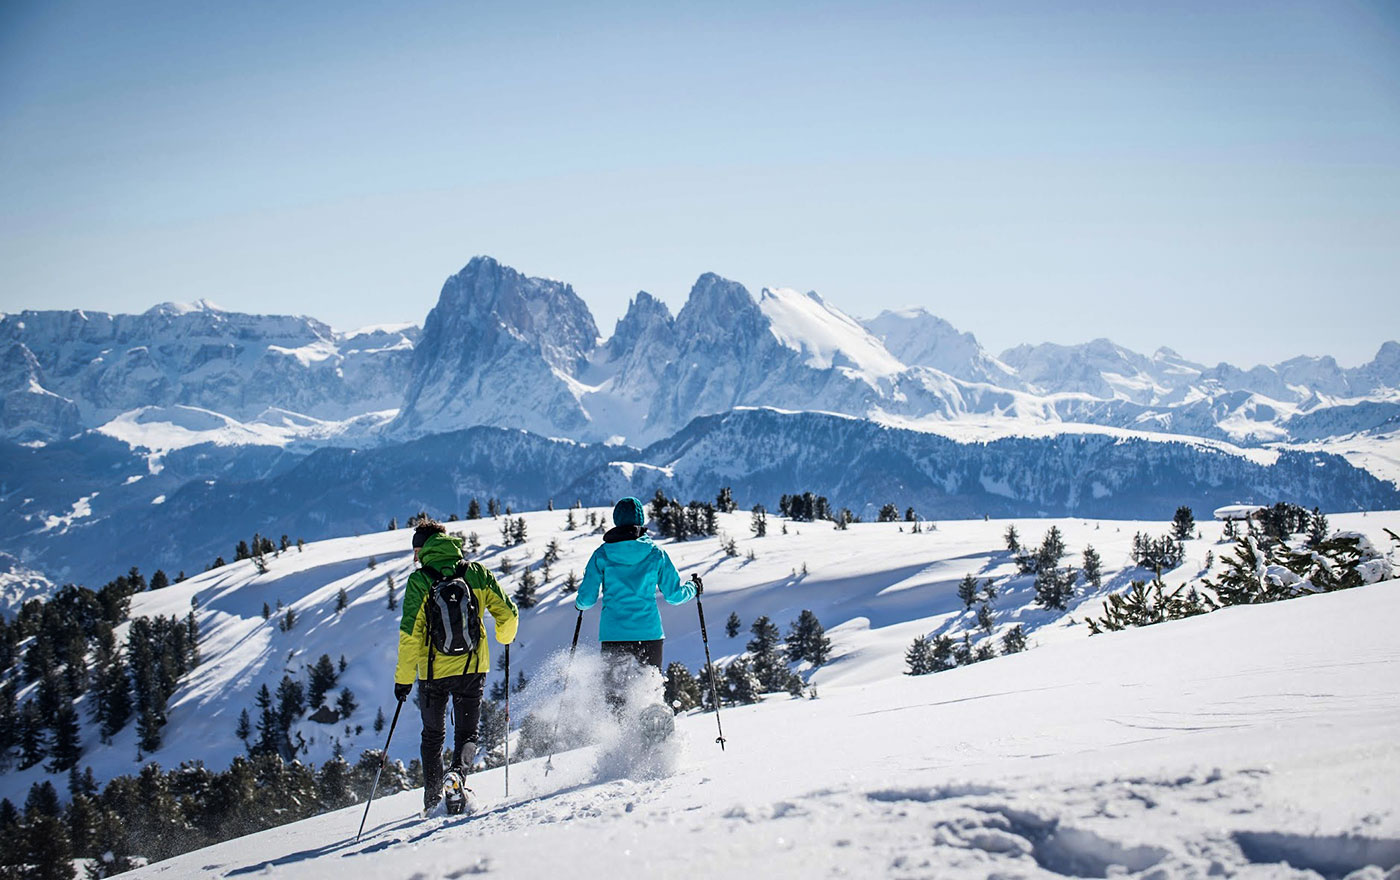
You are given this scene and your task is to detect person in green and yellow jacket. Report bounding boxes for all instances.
[394,520,518,813]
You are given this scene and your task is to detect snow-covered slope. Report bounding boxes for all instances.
[109,510,1400,880]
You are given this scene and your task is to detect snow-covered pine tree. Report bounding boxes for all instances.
[253,683,279,756]
[723,659,762,704]
[1034,564,1078,610]
[725,612,741,638]
[905,637,940,675]
[335,587,348,613]
[513,567,538,609]
[957,573,979,610]
[1205,537,1294,606]
[1082,545,1103,589]
[784,610,831,666]
[308,654,338,709]
[664,662,702,712]
[1307,508,1329,548]
[276,675,305,743]
[1000,624,1027,654]
[878,503,899,522]
[386,574,397,610]
[335,688,357,719]
[750,504,767,537]
[976,602,995,634]
[1005,524,1020,553]
[746,616,786,691]
[953,633,973,666]
[716,486,738,513]
[563,570,578,594]
[1172,506,1195,541]
[47,702,82,772]
[1036,527,1066,571]
[236,708,252,743]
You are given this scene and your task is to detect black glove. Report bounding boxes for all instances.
[394,682,412,702]
[690,573,703,595]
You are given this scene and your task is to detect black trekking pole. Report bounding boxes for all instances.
[503,644,511,798]
[543,610,584,777]
[691,573,726,751]
[356,695,405,843]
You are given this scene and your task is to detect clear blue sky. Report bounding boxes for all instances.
[2,0,1397,367]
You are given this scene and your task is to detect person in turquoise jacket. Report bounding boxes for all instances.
[576,496,697,706]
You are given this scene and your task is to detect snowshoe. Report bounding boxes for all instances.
[442,770,475,816]
[636,703,675,746]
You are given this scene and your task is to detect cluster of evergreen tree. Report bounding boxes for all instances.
[1011,527,1079,610]
[663,610,831,711]
[237,655,348,760]
[910,568,1026,676]
[1130,532,1185,571]
[0,571,199,773]
[1258,502,1312,541]
[778,492,833,522]
[234,533,277,562]
[905,623,1028,676]
[648,491,720,541]
[127,614,201,755]
[1091,501,1390,634]
[501,516,528,546]
[1087,574,1215,634]
[0,753,420,878]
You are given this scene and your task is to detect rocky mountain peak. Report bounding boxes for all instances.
[606,291,675,361]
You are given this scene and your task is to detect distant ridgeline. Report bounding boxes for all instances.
[2,255,1398,591]
[2,408,1398,591]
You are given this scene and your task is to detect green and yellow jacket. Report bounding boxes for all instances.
[394,532,519,684]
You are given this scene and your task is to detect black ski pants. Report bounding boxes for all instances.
[419,672,485,797]
[600,639,663,714]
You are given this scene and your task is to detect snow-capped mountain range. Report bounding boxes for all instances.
[1,255,1398,590]
[6,256,1397,451]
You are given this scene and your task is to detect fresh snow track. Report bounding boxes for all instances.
[123,528,1400,879]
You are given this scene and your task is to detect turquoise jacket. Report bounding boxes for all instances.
[575,529,695,641]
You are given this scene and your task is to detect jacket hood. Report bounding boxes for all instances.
[418,532,464,576]
[601,531,657,564]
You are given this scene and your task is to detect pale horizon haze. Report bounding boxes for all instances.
[2,1,1398,368]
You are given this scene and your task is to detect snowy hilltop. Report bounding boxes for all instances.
[2,504,1395,878]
